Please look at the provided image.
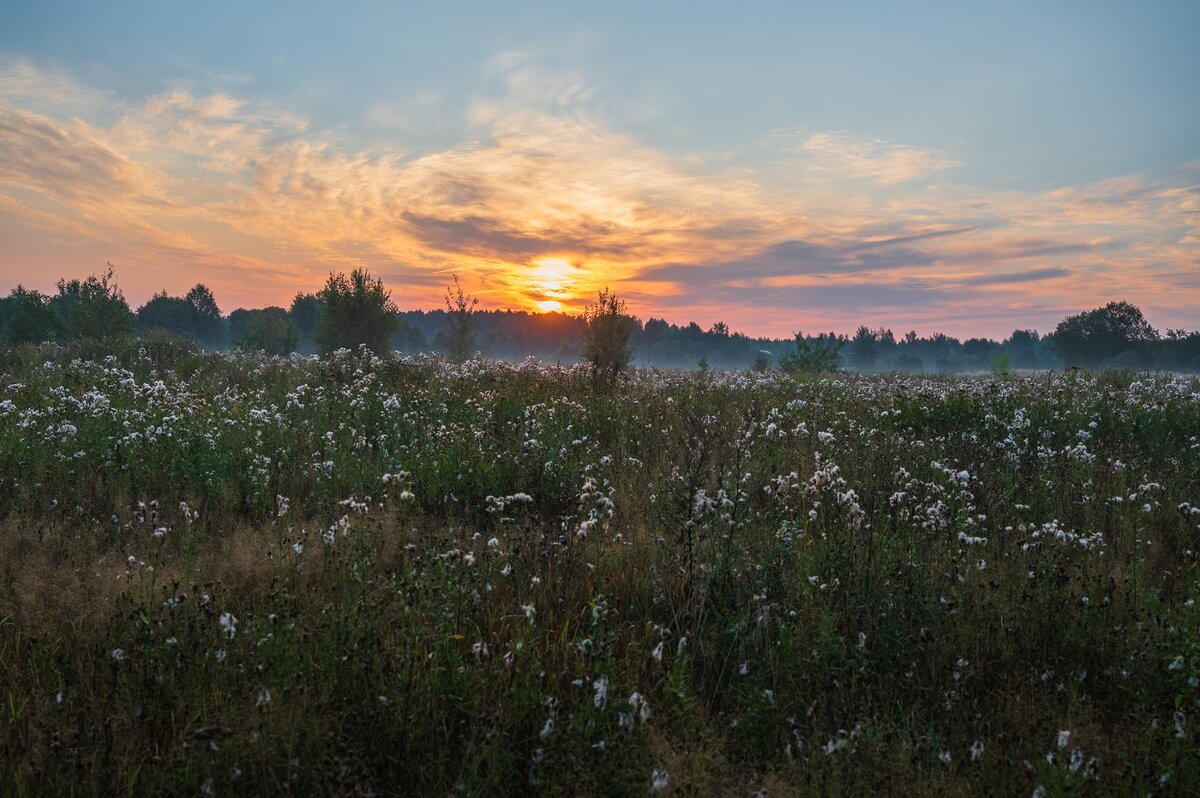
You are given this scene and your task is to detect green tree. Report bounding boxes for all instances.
[1052,301,1158,368]
[581,288,636,378]
[849,325,879,370]
[52,264,134,340]
[185,283,224,345]
[137,291,204,340]
[290,293,322,340]
[442,274,478,362]
[313,268,398,354]
[779,331,843,374]
[0,285,61,344]
[234,307,298,355]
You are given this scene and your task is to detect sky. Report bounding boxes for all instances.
[1,0,1198,339]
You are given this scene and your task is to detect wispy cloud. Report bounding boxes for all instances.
[0,56,1197,337]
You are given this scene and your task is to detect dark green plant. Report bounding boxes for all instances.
[582,288,636,378]
[442,274,478,362]
[313,268,398,354]
[778,330,842,374]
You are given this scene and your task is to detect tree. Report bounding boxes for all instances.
[1052,301,1158,368]
[582,288,636,378]
[52,264,134,340]
[137,291,206,340]
[709,321,729,336]
[234,307,298,355]
[849,325,879,370]
[313,268,398,354]
[290,293,322,340]
[779,331,843,374]
[0,285,61,344]
[442,274,478,362]
[185,283,224,345]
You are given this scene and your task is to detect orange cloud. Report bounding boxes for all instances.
[0,57,1197,338]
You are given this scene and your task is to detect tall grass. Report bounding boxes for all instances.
[1,341,1198,795]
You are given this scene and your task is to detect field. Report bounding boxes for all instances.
[1,339,1198,796]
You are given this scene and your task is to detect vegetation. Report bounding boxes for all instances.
[313,268,399,354]
[581,288,636,378]
[779,331,843,374]
[0,343,1197,795]
[440,274,479,362]
[4,265,1200,372]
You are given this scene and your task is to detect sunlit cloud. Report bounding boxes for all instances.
[0,55,1197,337]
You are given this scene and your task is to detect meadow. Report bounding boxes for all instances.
[1,338,1198,796]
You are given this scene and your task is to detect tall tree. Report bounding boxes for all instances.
[0,286,61,344]
[185,283,224,345]
[1052,301,1158,368]
[52,264,134,340]
[582,288,636,379]
[442,274,478,362]
[313,268,398,354]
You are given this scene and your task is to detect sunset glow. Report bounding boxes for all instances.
[1,2,1198,337]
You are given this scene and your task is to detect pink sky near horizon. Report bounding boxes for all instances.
[2,57,1198,340]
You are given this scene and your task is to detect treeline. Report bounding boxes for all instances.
[2,266,1198,372]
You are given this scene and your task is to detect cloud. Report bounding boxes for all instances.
[784,130,958,185]
[0,56,1197,338]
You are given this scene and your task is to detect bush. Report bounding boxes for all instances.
[582,288,636,378]
[313,268,398,354]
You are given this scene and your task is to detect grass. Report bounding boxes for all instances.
[1,339,1198,795]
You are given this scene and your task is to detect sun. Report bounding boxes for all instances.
[527,257,577,312]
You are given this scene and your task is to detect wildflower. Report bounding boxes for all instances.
[593,675,609,708]
[292,542,303,555]
[650,768,669,792]
[1056,730,1071,749]
[110,649,125,662]
[539,717,555,741]
[256,687,271,707]
[651,641,664,662]
[970,740,984,761]
[939,749,952,764]
[153,527,167,541]
[219,612,237,639]
[521,603,536,622]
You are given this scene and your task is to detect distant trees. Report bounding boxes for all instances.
[233,307,297,355]
[184,284,223,345]
[779,331,843,374]
[290,293,322,341]
[0,286,60,344]
[313,268,398,354]
[441,274,478,362]
[582,288,636,378]
[52,265,134,340]
[137,283,224,345]
[1052,301,1158,368]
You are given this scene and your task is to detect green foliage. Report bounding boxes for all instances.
[313,268,398,354]
[184,283,224,345]
[441,274,478,362]
[1053,301,1159,368]
[779,330,843,374]
[136,284,225,346]
[582,288,636,378]
[989,350,1012,376]
[289,292,322,339]
[0,285,60,343]
[0,351,1197,795]
[52,264,135,340]
[232,306,298,354]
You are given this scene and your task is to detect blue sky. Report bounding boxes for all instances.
[2,0,1198,336]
